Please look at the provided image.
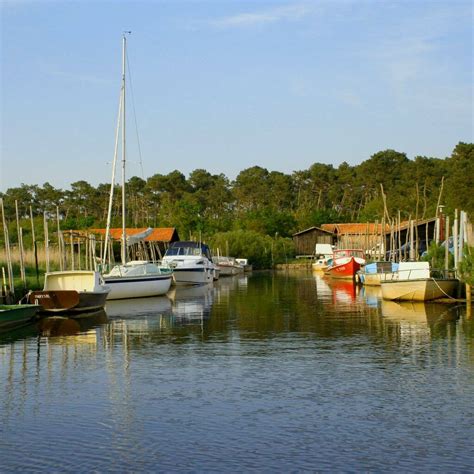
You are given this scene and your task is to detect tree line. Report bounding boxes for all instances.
[1,142,472,244]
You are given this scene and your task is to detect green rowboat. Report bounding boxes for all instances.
[0,304,40,332]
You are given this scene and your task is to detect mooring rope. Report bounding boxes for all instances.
[430,277,458,300]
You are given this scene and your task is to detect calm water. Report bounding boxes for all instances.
[1,271,473,472]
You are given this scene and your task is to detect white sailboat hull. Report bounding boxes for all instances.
[104,274,172,300]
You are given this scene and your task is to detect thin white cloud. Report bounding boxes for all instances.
[210,4,313,29]
[44,66,111,86]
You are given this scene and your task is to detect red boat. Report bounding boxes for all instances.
[324,249,366,280]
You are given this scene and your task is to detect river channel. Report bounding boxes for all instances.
[1,271,473,472]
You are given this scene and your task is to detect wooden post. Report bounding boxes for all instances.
[0,198,14,297]
[409,219,415,261]
[444,215,450,272]
[78,237,82,270]
[34,239,39,287]
[459,210,465,265]
[69,231,75,271]
[56,206,63,271]
[19,227,26,288]
[29,206,36,253]
[15,200,26,284]
[453,209,459,272]
[397,211,402,262]
[1,267,7,303]
[425,221,429,255]
[44,212,50,273]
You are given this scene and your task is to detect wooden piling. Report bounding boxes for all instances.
[44,212,50,273]
[445,215,450,271]
[1,198,14,296]
[15,200,26,285]
[56,206,63,271]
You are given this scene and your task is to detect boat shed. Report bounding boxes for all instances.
[292,226,335,256]
[321,223,387,253]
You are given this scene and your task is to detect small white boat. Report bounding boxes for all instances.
[214,256,244,276]
[103,261,173,300]
[235,258,252,272]
[162,242,214,285]
[312,244,334,272]
[29,271,110,313]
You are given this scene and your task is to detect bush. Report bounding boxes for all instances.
[422,242,454,269]
[459,246,474,286]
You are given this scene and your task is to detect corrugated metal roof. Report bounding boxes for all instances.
[90,227,177,242]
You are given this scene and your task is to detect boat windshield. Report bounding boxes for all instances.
[165,247,204,257]
[334,249,365,258]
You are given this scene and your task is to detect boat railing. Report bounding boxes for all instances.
[384,268,456,281]
[430,269,456,279]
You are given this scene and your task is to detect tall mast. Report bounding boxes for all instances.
[121,33,127,264]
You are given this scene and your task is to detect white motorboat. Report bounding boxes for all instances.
[235,258,252,272]
[162,241,214,285]
[312,244,334,272]
[213,256,244,276]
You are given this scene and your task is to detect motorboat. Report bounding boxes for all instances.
[28,270,110,314]
[235,258,253,272]
[358,261,398,285]
[324,249,366,279]
[162,241,214,285]
[213,256,244,276]
[381,271,459,301]
[312,243,334,272]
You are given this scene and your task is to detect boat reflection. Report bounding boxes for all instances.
[381,300,459,324]
[324,277,358,302]
[380,300,461,341]
[38,309,108,338]
[168,283,214,322]
[105,296,172,319]
[362,285,382,308]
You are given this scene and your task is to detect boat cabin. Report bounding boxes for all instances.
[165,241,212,261]
[333,249,365,259]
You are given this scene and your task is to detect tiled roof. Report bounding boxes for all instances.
[90,227,177,242]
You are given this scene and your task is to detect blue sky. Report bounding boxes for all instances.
[1,0,472,191]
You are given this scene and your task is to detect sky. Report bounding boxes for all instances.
[1,0,472,191]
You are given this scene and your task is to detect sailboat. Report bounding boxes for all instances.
[102,34,172,300]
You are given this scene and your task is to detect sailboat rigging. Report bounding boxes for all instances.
[102,34,173,300]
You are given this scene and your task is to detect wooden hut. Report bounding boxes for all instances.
[292,226,335,256]
[321,223,387,254]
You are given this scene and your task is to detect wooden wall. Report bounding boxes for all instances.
[293,230,333,255]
